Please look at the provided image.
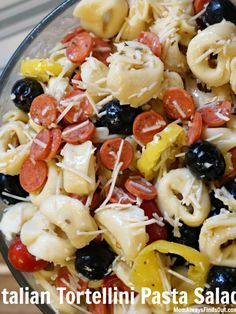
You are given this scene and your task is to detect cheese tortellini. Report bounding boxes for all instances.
[73,0,129,38]
[0,121,31,175]
[2,108,29,124]
[157,168,211,227]
[107,42,164,107]
[95,204,148,260]
[199,213,236,267]
[40,195,98,248]
[61,141,96,196]
[185,78,232,108]
[30,160,64,207]
[203,126,236,153]
[0,202,37,241]
[187,21,236,87]
[120,0,151,40]
[21,211,76,264]
[230,56,236,94]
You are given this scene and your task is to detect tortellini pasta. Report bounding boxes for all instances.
[203,126,236,153]
[199,213,236,267]
[0,202,37,241]
[81,57,109,103]
[157,168,211,227]
[30,161,64,207]
[47,76,69,101]
[230,57,236,94]
[73,0,129,38]
[187,21,236,87]
[107,42,164,107]
[61,141,96,196]
[0,121,31,175]
[21,212,76,264]
[185,78,232,108]
[95,204,148,260]
[2,108,29,124]
[40,195,98,249]
[120,0,151,40]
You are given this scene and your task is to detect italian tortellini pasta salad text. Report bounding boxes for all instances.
[1,0,236,313]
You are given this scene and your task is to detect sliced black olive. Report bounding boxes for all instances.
[208,191,228,217]
[95,99,142,135]
[0,174,29,205]
[197,0,236,29]
[75,241,116,280]
[168,224,201,265]
[206,266,236,294]
[224,178,236,199]
[11,78,44,113]
[185,140,225,181]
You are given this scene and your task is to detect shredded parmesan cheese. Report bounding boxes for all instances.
[2,192,31,202]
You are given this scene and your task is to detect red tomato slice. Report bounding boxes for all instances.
[8,238,48,272]
[124,175,157,200]
[187,112,203,145]
[47,128,62,160]
[105,185,136,205]
[61,26,85,44]
[20,158,48,193]
[59,90,94,124]
[163,87,195,120]
[193,0,210,13]
[198,101,232,127]
[100,138,134,171]
[62,120,95,144]
[138,31,162,58]
[93,37,112,65]
[30,94,58,127]
[133,111,166,144]
[141,201,167,244]
[30,129,52,161]
[66,32,94,64]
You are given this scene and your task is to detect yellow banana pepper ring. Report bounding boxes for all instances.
[131,240,210,307]
[137,123,185,180]
[21,59,62,82]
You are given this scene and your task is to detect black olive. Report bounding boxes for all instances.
[168,224,201,265]
[11,78,44,113]
[95,99,142,135]
[185,140,225,181]
[0,174,29,205]
[206,266,236,294]
[224,178,236,199]
[75,241,116,280]
[208,191,228,217]
[197,0,236,29]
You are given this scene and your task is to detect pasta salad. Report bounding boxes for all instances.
[0,0,236,313]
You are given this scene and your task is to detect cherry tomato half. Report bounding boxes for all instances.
[8,238,48,272]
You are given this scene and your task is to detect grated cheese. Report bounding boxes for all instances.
[189,3,208,21]
[33,138,47,149]
[205,133,224,142]
[56,102,75,124]
[129,180,153,193]
[142,121,166,133]
[85,92,99,116]
[167,268,195,285]
[2,192,31,202]
[195,48,214,64]
[172,100,186,118]
[56,162,94,184]
[76,229,106,236]
[62,120,90,136]
[215,111,230,121]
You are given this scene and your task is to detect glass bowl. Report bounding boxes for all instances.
[0,1,80,313]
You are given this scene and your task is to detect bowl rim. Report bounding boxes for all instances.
[0,1,77,313]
